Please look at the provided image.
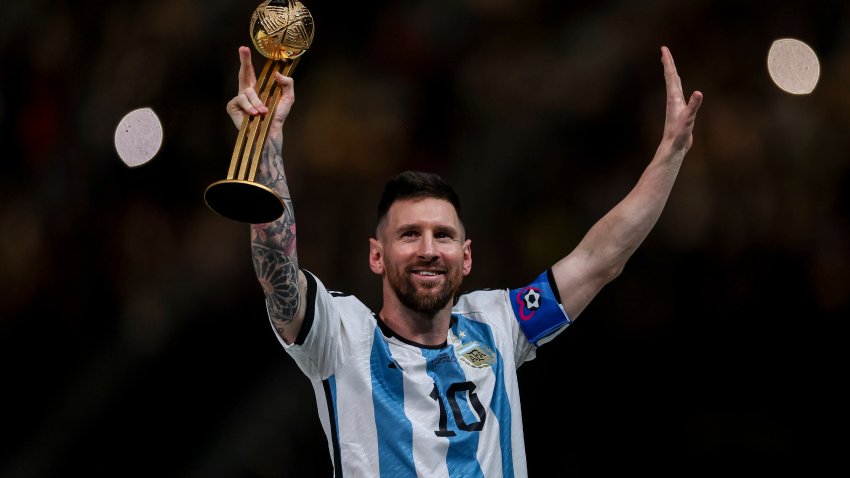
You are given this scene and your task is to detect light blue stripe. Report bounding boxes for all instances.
[371,328,415,477]
[459,316,514,478]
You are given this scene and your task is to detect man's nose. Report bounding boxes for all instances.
[417,234,437,259]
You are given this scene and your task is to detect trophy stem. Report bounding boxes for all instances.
[238,60,281,181]
[205,57,301,224]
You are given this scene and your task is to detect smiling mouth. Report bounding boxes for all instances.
[409,268,447,279]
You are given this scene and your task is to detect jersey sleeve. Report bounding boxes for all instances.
[272,269,372,380]
[508,268,571,347]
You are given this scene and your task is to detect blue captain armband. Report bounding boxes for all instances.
[509,269,571,346]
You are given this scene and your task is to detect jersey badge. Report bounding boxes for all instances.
[456,341,496,368]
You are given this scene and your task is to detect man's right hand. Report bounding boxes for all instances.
[225,46,295,134]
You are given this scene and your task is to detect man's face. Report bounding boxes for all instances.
[371,197,471,315]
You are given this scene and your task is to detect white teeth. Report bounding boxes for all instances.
[416,271,438,276]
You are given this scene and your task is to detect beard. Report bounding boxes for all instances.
[386,263,464,316]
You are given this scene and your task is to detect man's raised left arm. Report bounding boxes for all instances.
[551,46,703,320]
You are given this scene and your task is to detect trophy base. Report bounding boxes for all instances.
[204,179,284,224]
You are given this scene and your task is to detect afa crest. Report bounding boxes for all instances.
[456,341,496,368]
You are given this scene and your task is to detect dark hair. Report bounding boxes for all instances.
[377,170,463,226]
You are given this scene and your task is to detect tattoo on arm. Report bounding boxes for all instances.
[252,242,300,329]
[259,133,288,197]
[251,133,300,330]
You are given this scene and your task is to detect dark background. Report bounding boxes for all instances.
[2,0,847,476]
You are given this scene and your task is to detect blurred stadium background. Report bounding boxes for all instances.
[1,0,847,476]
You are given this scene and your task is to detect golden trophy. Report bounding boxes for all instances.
[205,0,314,224]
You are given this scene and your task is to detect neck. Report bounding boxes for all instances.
[379,301,453,347]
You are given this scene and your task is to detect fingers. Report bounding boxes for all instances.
[661,46,703,130]
[232,74,293,118]
[268,72,296,125]
[226,84,269,130]
[229,45,296,131]
[689,91,703,108]
[661,46,684,100]
[240,86,269,115]
[671,90,703,150]
[273,71,295,88]
[225,96,245,130]
[238,46,257,92]
[233,46,265,120]
[658,46,703,150]
[685,90,704,118]
[273,71,295,103]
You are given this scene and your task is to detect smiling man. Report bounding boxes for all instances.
[370,176,472,344]
[226,43,702,476]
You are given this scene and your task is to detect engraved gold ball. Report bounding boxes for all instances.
[250,0,315,61]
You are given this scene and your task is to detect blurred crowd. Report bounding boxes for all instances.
[1,0,848,476]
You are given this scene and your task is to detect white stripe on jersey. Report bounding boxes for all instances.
[400,346,451,477]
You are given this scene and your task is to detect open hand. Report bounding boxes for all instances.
[661,46,703,153]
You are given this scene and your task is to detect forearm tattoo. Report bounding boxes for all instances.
[251,133,300,329]
[258,133,289,196]
[252,242,300,329]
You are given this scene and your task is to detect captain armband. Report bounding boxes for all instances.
[509,269,571,346]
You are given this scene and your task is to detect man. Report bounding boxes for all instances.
[226,44,702,476]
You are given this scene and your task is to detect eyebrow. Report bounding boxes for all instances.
[395,223,461,236]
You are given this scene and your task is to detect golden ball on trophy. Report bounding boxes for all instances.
[251,0,315,61]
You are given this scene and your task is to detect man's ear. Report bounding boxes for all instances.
[462,239,472,276]
[369,238,384,275]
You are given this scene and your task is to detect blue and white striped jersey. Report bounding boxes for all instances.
[274,269,571,477]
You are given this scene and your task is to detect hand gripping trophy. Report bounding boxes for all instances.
[205,0,314,224]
